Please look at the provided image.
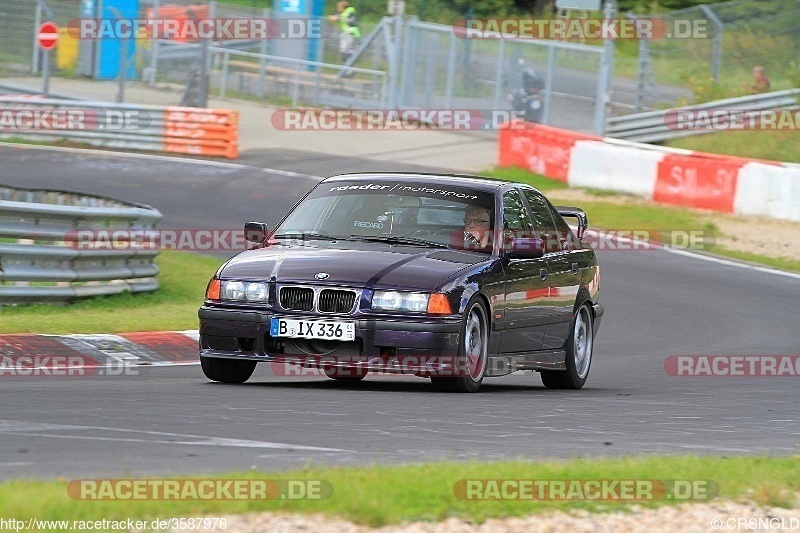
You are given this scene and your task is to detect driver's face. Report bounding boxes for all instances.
[464,207,491,240]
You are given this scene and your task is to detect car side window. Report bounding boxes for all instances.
[502,190,534,248]
[522,189,561,253]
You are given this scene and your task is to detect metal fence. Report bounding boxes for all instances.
[626,0,800,112]
[0,184,162,304]
[398,18,604,133]
[1,0,618,134]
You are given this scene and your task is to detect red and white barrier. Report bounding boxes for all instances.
[498,122,800,222]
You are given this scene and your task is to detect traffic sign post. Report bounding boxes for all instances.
[37,22,59,97]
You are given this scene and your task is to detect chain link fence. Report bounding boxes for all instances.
[1,0,658,134]
[629,0,800,109]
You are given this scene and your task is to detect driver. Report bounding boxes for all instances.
[463,205,492,250]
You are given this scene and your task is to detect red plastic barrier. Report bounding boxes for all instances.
[163,107,239,158]
[498,122,600,182]
[145,5,210,42]
[654,153,746,212]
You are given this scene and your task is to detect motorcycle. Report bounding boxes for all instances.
[511,68,545,123]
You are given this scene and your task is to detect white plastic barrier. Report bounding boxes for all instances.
[735,163,800,222]
[568,140,663,198]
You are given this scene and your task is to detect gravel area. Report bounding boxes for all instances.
[168,500,800,532]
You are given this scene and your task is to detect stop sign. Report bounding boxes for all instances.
[38,22,59,51]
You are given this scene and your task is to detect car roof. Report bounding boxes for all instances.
[325,172,514,193]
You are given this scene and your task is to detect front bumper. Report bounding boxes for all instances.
[592,303,604,337]
[198,306,463,370]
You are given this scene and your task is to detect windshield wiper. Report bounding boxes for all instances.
[272,232,352,241]
[351,235,450,248]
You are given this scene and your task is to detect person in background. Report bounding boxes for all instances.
[329,1,360,76]
[750,66,771,94]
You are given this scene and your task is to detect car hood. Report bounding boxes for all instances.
[219,242,487,290]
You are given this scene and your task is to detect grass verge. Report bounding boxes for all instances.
[665,130,800,164]
[1,456,797,528]
[0,251,223,334]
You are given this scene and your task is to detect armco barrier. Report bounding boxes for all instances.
[605,89,800,143]
[0,185,163,304]
[0,97,238,159]
[498,123,800,222]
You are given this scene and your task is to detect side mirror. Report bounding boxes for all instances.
[505,237,544,259]
[244,221,269,243]
[555,206,589,239]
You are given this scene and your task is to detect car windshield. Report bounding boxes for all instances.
[273,180,495,251]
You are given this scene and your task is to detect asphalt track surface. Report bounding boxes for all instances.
[1,145,798,479]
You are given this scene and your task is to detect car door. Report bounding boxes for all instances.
[498,189,550,353]
[522,189,583,349]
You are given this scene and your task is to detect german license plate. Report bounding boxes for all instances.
[270,317,355,341]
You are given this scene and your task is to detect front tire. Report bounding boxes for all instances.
[201,357,257,384]
[541,304,593,389]
[431,297,488,393]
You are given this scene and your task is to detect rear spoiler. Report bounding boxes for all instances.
[555,206,588,239]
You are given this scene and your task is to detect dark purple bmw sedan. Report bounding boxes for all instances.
[199,173,602,392]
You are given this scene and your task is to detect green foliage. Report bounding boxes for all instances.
[676,73,739,105]
[666,129,800,165]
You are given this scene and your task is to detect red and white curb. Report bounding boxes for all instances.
[0,330,200,375]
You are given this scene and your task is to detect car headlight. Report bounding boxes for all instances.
[372,290,429,312]
[221,280,270,302]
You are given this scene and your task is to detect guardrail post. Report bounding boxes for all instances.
[148,0,161,85]
[32,3,42,75]
[542,44,556,126]
[492,39,505,112]
[700,5,723,81]
[291,70,300,107]
[444,32,457,109]
[593,0,616,135]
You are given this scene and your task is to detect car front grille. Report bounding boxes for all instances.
[318,289,357,313]
[279,287,314,311]
[278,286,359,313]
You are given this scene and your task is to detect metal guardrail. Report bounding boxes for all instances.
[606,89,800,143]
[210,45,390,109]
[0,97,239,158]
[0,185,162,304]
